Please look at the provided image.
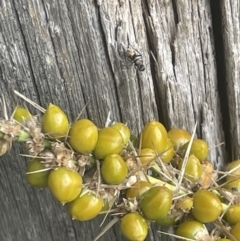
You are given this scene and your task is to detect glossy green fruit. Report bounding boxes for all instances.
[230,221,240,241]
[42,103,69,139]
[26,158,50,188]
[225,160,240,181]
[111,122,130,146]
[225,160,240,179]
[225,204,240,225]
[139,148,156,167]
[101,154,128,184]
[120,212,148,241]
[48,167,82,204]
[176,220,208,240]
[191,190,222,223]
[68,119,98,154]
[141,121,168,154]
[13,106,31,124]
[156,214,176,227]
[161,138,174,163]
[93,127,124,159]
[126,181,152,199]
[139,186,172,221]
[181,139,209,162]
[178,154,203,181]
[69,192,103,221]
[167,128,191,151]
[224,160,240,191]
[224,178,240,191]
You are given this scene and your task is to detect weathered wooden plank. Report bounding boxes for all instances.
[0,0,159,240]
[0,0,236,241]
[143,0,226,169]
[221,0,240,160]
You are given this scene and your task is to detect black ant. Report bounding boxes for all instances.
[126,47,145,71]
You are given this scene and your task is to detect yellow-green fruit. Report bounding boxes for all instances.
[126,181,152,199]
[68,119,98,154]
[139,148,156,167]
[139,186,172,221]
[141,121,168,154]
[225,160,240,179]
[181,139,209,162]
[224,179,240,191]
[230,221,240,241]
[120,212,148,241]
[178,154,203,181]
[13,106,31,124]
[224,160,240,191]
[167,128,191,151]
[161,138,174,163]
[101,154,128,184]
[225,204,240,225]
[111,122,130,145]
[156,214,177,227]
[176,220,208,240]
[48,167,82,204]
[42,103,69,139]
[93,127,124,159]
[26,158,50,188]
[191,190,222,223]
[69,192,103,221]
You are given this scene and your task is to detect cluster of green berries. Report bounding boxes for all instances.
[0,103,240,241]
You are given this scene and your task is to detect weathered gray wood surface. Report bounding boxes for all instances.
[221,0,240,160]
[0,0,239,240]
